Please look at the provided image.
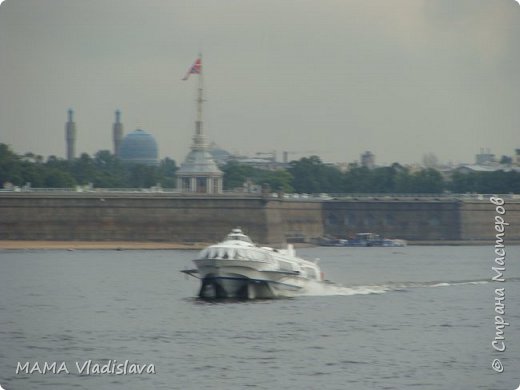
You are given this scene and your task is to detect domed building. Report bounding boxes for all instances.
[209,142,232,166]
[118,129,159,165]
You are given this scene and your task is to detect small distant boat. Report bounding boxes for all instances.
[182,228,324,299]
[319,233,406,247]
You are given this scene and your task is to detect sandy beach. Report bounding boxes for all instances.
[0,241,208,250]
[0,240,508,250]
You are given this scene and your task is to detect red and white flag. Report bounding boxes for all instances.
[182,57,202,80]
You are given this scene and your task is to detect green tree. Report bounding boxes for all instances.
[288,156,342,193]
[221,161,260,190]
[92,150,126,187]
[125,164,160,188]
[258,170,293,193]
[447,170,520,194]
[409,168,444,193]
[157,158,178,188]
[0,143,23,186]
[221,161,294,192]
[343,163,423,194]
[365,167,399,193]
[44,169,77,187]
[71,153,97,185]
[448,171,475,193]
[343,165,370,193]
[20,160,46,187]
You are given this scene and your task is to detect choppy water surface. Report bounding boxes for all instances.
[0,246,519,389]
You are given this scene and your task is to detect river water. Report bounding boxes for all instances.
[0,246,519,390]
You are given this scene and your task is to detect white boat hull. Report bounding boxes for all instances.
[195,259,306,299]
[183,228,324,300]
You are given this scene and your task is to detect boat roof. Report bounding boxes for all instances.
[198,228,320,269]
[225,228,253,244]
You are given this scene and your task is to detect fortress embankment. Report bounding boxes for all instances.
[0,192,518,245]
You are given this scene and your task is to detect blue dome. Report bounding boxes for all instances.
[118,129,158,165]
[209,143,232,166]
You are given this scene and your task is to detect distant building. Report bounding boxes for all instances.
[361,151,375,169]
[475,148,495,165]
[422,152,439,169]
[334,162,350,173]
[65,109,77,160]
[515,149,520,166]
[60,107,165,166]
[229,151,283,170]
[208,143,233,166]
[118,129,159,165]
[453,165,500,174]
[176,138,223,192]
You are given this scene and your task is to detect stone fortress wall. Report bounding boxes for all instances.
[0,193,518,244]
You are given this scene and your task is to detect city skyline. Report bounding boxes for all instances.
[1,0,519,166]
[7,105,518,168]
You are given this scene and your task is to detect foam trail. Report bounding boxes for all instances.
[302,278,492,297]
[302,280,389,296]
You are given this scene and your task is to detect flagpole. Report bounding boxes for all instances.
[196,54,203,138]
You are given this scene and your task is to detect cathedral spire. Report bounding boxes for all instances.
[177,55,223,194]
[182,55,207,149]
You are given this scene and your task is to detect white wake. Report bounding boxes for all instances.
[301,279,490,297]
[302,280,390,296]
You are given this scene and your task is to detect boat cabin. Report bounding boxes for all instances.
[225,228,253,244]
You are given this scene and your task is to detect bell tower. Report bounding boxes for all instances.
[176,55,223,194]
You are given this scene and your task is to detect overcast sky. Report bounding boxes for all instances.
[0,0,519,165]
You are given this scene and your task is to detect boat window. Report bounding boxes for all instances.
[226,233,253,243]
[209,248,217,258]
[305,267,317,279]
[278,260,293,271]
[227,248,236,259]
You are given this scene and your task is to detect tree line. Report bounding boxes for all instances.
[222,156,520,194]
[0,144,177,189]
[222,156,447,194]
[1,144,519,193]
